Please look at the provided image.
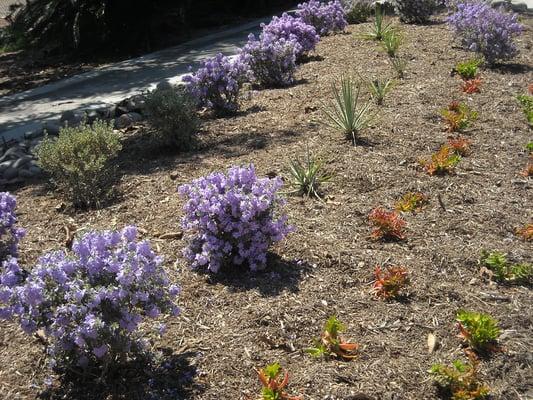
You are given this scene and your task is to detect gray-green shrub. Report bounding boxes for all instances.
[394,0,436,24]
[36,119,121,208]
[342,0,373,24]
[144,86,199,149]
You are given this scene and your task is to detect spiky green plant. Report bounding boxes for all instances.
[368,78,394,105]
[363,2,394,41]
[430,354,490,400]
[391,56,408,79]
[381,29,402,57]
[456,310,500,352]
[455,59,482,80]
[480,250,532,285]
[323,75,371,145]
[289,146,332,200]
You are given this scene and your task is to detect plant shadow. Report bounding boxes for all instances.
[39,349,203,400]
[203,254,311,297]
[492,62,533,75]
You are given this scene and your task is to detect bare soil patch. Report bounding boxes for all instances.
[1,14,532,400]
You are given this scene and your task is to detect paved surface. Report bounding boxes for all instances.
[0,17,269,142]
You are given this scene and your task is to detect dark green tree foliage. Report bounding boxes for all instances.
[6,0,298,55]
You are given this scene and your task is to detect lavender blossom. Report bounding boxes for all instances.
[178,165,293,273]
[296,0,348,36]
[0,192,25,260]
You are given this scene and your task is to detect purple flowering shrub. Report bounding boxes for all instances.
[0,192,25,260]
[0,226,179,369]
[261,13,320,59]
[183,53,250,115]
[447,1,523,65]
[241,34,299,87]
[178,165,293,273]
[296,0,348,36]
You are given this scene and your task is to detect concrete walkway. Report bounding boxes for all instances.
[0,17,269,142]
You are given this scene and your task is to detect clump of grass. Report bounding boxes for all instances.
[381,29,402,57]
[395,192,428,212]
[390,56,408,79]
[480,250,532,285]
[373,266,410,300]
[363,2,394,41]
[368,78,394,105]
[430,353,490,400]
[456,310,500,353]
[306,316,359,360]
[288,146,332,200]
[323,75,371,145]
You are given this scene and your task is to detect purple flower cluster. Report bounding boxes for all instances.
[0,192,25,260]
[183,53,251,114]
[261,13,320,59]
[0,226,179,369]
[178,165,293,273]
[447,1,523,64]
[296,0,348,36]
[241,34,299,87]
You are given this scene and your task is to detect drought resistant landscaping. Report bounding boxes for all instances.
[0,1,532,399]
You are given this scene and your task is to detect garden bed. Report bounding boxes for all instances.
[1,13,532,400]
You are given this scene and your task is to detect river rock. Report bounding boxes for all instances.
[43,121,62,136]
[115,112,143,129]
[60,110,87,127]
[13,156,32,169]
[3,166,19,180]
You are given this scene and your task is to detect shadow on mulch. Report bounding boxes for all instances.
[39,350,202,400]
[204,254,311,297]
[492,62,533,75]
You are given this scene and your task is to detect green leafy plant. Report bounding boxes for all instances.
[36,119,122,208]
[441,101,478,132]
[480,250,532,285]
[289,146,332,200]
[144,86,199,150]
[430,353,490,400]
[323,75,371,145]
[395,192,428,212]
[373,266,410,299]
[381,29,402,57]
[368,78,394,105]
[456,310,500,352]
[368,207,407,240]
[306,316,359,360]
[363,2,394,41]
[390,56,408,79]
[526,142,533,152]
[455,59,481,80]
[420,145,461,176]
[461,77,482,94]
[257,363,301,400]
[516,94,533,126]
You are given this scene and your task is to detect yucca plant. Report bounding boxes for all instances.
[391,56,408,79]
[289,146,332,200]
[323,75,372,145]
[369,78,394,105]
[363,2,394,41]
[381,29,402,57]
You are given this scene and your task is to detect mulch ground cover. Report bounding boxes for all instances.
[1,13,532,400]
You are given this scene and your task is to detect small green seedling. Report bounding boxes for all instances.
[391,57,408,79]
[526,142,533,152]
[381,30,402,57]
[395,192,428,212]
[289,146,332,200]
[456,310,500,352]
[430,353,490,400]
[455,59,482,80]
[368,78,394,105]
[517,94,533,126]
[306,316,358,360]
[480,250,532,285]
[257,363,301,400]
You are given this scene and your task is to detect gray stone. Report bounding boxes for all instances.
[43,121,62,136]
[13,156,32,169]
[114,112,143,129]
[0,160,14,173]
[97,104,117,119]
[60,110,86,127]
[509,0,529,11]
[86,109,100,124]
[0,146,25,162]
[29,166,42,176]
[3,166,19,180]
